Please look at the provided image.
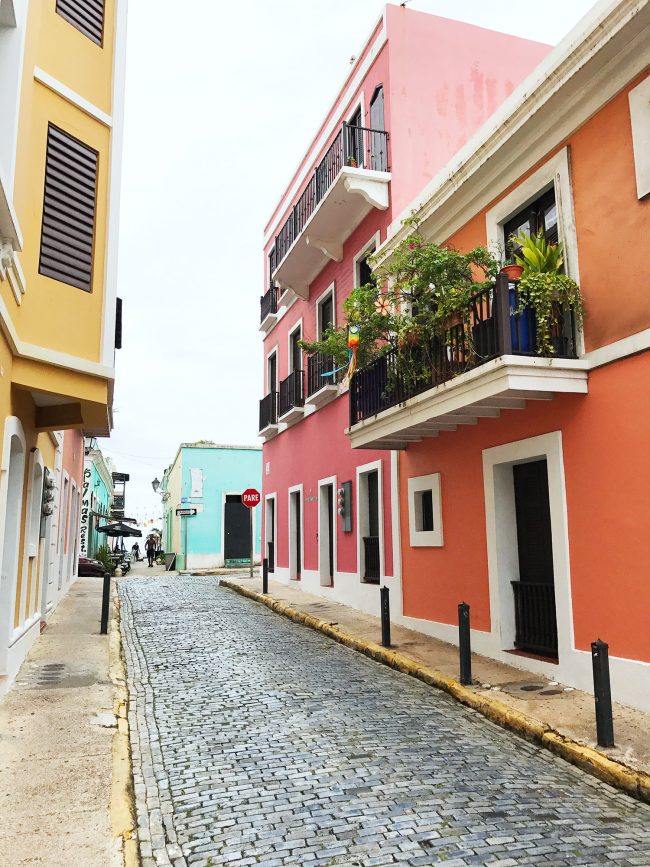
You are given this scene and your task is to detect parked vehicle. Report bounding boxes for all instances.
[77,557,105,577]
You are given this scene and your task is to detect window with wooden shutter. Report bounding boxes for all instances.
[39,124,98,293]
[55,0,105,46]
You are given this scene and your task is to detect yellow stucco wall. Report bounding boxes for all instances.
[166,455,183,556]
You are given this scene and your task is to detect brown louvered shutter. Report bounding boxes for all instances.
[55,0,105,46]
[39,124,98,293]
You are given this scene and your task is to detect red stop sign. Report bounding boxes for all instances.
[241,488,261,508]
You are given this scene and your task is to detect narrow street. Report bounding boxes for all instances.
[120,577,650,867]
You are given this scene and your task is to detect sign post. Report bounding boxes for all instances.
[241,488,261,579]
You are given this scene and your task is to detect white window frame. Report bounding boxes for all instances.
[407,473,443,548]
[287,317,303,374]
[317,475,337,587]
[485,147,582,355]
[352,230,381,288]
[356,459,384,583]
[315,281,336,339]
[287,483,304,581]
[266,344,278,395]
[629,75,650,200]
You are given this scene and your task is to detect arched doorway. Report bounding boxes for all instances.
[0,419,26,671]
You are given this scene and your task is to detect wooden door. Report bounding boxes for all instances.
[512,460,558,656]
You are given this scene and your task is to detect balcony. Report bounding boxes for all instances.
[271,122,390,298]
[259,391,278,440]
[347,275,589,450]
[259,284,278,332]
[305,353,339,409]
[278,370,305,425]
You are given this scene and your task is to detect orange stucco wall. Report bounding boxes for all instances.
[399,351,650,664]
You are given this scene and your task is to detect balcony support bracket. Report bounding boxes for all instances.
[343,175,389,210]
[305,236,343,262]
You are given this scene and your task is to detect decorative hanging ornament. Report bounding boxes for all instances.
[340,324,361,392]
[375,295,391,316]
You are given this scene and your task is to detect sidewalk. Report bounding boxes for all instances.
[0,576,131,867]
[223,576,650,796]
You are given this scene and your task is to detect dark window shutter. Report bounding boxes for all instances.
[55,0,105,46]
[115,297,122,349]
[39,124,98,293]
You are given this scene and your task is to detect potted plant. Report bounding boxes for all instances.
[511,229,583,355]
[346,155,358,168]
[500,260,524,281]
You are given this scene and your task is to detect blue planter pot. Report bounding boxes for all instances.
[509,286,534,353]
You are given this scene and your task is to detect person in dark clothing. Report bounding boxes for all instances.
[145,536,156,567]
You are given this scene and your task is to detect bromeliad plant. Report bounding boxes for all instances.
[511,229,583,354]
[300,218,500,392]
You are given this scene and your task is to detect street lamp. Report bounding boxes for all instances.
[151,477,160,492]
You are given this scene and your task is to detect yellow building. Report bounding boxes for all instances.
[0,0,126,689]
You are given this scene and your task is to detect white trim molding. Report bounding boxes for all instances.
[628,73,650,199]
[407,472,443,548]
[352,230,381,288]
[33,67,112,127]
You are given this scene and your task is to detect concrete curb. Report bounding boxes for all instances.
[109,588,140,867]
[221,579,650,805]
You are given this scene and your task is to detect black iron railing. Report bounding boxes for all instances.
[350,274,578,426]
[363,536,381,582]
[278,370,304,417]
[272,122,389,271]
[260,284,278,323]
[307,353,338,397]
[259,392,278,431]
[267,540,274,573]
[511,580,558,657]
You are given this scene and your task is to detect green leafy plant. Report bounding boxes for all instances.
[95,544,114,574]
[301,218,500,394]
[511,229,583,354]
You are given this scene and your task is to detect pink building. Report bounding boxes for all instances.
[259,6,550,612]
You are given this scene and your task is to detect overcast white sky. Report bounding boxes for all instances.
[103,0,597,527]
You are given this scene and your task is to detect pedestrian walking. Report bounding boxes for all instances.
[145,536,156,567]
[131,542,141,561]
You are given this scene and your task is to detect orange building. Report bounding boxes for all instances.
[347,0,650,710]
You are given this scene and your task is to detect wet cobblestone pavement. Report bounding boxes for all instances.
[119,576,650,867]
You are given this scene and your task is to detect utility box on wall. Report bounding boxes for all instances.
[338,481,352,533]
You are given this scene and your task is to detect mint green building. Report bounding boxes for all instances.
[161,443,262,570]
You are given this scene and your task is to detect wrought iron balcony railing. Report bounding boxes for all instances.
[278,370,305,417]
[307,353,338,396]
[259,391,278,431]
[272,122,389,273]
[260,284,278,323]
[350,274,578,427]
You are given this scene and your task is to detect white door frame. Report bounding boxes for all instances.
[483,431,573,668]
[356,459,385,583]
[318,475,337,587]
[264,492,277,569]
[288,483,304,581]
[20,448,44,624]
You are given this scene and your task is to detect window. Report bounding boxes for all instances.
[39,124,98,292]
[317,289,334,338]
[354,234,379,289]
[267,351,277,395]
[408,473,443,547]
[348,105,363,166]
[629,75,650,200]
[56,0,105,46]
[503,187,557,259]
[289,324,302,373]
[370,86,387,171]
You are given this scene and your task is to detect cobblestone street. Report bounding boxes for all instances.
[120,577,650,867]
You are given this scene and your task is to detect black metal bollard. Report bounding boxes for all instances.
[262,557,269,594]
[458,602,472,685]
[380,586,391,648]
[100,572,111,635]
[592,639,614,747]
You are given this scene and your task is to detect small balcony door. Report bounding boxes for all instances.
[267,352,277,395]
[319,293,333,338]
[511,460,558,657]
[348,106,363,166]
[370,86,386,171]
[290,326,302,373]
